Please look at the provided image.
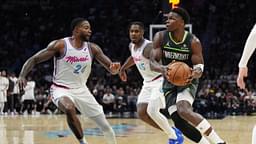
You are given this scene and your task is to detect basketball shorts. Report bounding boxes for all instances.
[50,85,104,117]
[165,83,198,115]
[137,77,165,108]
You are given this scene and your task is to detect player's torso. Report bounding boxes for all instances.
[161,30,198,92]
[161,30,193,66]
[53,37,92,88]
[130,39,161,82]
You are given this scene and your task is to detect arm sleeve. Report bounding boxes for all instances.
[238,24,256,68]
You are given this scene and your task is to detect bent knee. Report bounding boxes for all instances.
[176,103,193,120]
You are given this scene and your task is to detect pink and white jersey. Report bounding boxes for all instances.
[130,39,161,82]
[53,37,92,88]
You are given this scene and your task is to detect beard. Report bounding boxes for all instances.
[80,35,89,41]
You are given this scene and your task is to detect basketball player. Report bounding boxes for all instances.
[119,22,183,144]
[17,18,118,144]
[237,24,256,89]
[236,24,256,144]
[150,7,226,144]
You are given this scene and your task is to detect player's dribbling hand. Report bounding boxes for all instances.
[110,62,121,75]
[17,77,27,94]
[119,70,127,82]
[237,67,248,89]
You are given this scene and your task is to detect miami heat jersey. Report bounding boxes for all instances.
[130,39,161,82]
[53,37,92,88]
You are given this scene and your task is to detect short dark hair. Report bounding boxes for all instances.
[129,21,145,30]
[171,7,190,24]
[70,17,87,31]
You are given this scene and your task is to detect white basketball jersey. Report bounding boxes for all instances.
[53,37,92,88]
[130,39,161,82]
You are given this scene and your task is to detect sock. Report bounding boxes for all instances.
[90,114,117,144]
[147,97,177,139]
[196,119,211,134]
[79,137,87,144]
[207,130,225,143]
[252,125,256,144]
[198,136,210,144]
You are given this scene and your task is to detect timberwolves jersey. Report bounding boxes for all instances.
[130,39,161,82]
[161,30,199,95]
[53,37,92,88]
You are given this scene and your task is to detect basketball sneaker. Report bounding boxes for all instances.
[168,127,184,144]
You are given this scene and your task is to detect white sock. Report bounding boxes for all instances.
[90,114,117,144]
[207,130,225,143]
[253,125,256,144]
[196,119,211,134]
[198,136,211,144]
[147,97,177,139]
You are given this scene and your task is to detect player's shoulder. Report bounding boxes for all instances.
[47,39,65,49]
[155,30,167,36]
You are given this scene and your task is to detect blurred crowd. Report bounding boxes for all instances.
[0,0,256,118]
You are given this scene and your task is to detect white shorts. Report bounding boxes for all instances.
[137,77,165,108]
[50,85,103,117]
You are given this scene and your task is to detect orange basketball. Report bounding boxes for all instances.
[166,61,191,86]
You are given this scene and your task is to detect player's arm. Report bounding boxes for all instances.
[90,43,120,75]
[150,31,166,74]
[238,24,256,68]
[237,24,256,89]
[190,36,204,79]
[18,40,63,88]
[119,44,135,81]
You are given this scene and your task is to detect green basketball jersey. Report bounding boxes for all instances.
[161,30,199,96]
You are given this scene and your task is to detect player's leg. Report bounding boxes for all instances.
[252,125,256,144]
[51,86,86,144]
[170,111,210,144]
[165,91,210,144]
[90,114,117,144]
[137,85,162,129]
[58,96,85,144]
[76,87,116,144]
[176,88,225,144]
[137,103,161,129]
[147,96,183,143]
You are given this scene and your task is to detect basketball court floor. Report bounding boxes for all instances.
[0,115,255,144]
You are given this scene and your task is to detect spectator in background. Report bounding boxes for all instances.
[102,87,115,115]
[20,76,35,114]
[9,72,20,115]
[0,71,9,115]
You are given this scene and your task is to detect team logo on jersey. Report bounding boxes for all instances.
[65,55,89,64]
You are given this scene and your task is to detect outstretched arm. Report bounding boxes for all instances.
[119,56,135,82]
[237,24,256,89]
[18,40,63,89]
[90,43,120,75]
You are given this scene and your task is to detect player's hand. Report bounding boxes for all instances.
[237,67,248,89]
[185,68,194,84]
[17,77,27,94]
[119,70,127,82]
[109,62,121,75]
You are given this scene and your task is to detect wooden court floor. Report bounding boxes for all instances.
[0,115,255,144]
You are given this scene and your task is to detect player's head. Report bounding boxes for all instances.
[165,7,190,32]
[71,17,92,41]
[129,21,144,44]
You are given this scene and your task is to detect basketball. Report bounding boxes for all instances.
[166,61,191,86]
